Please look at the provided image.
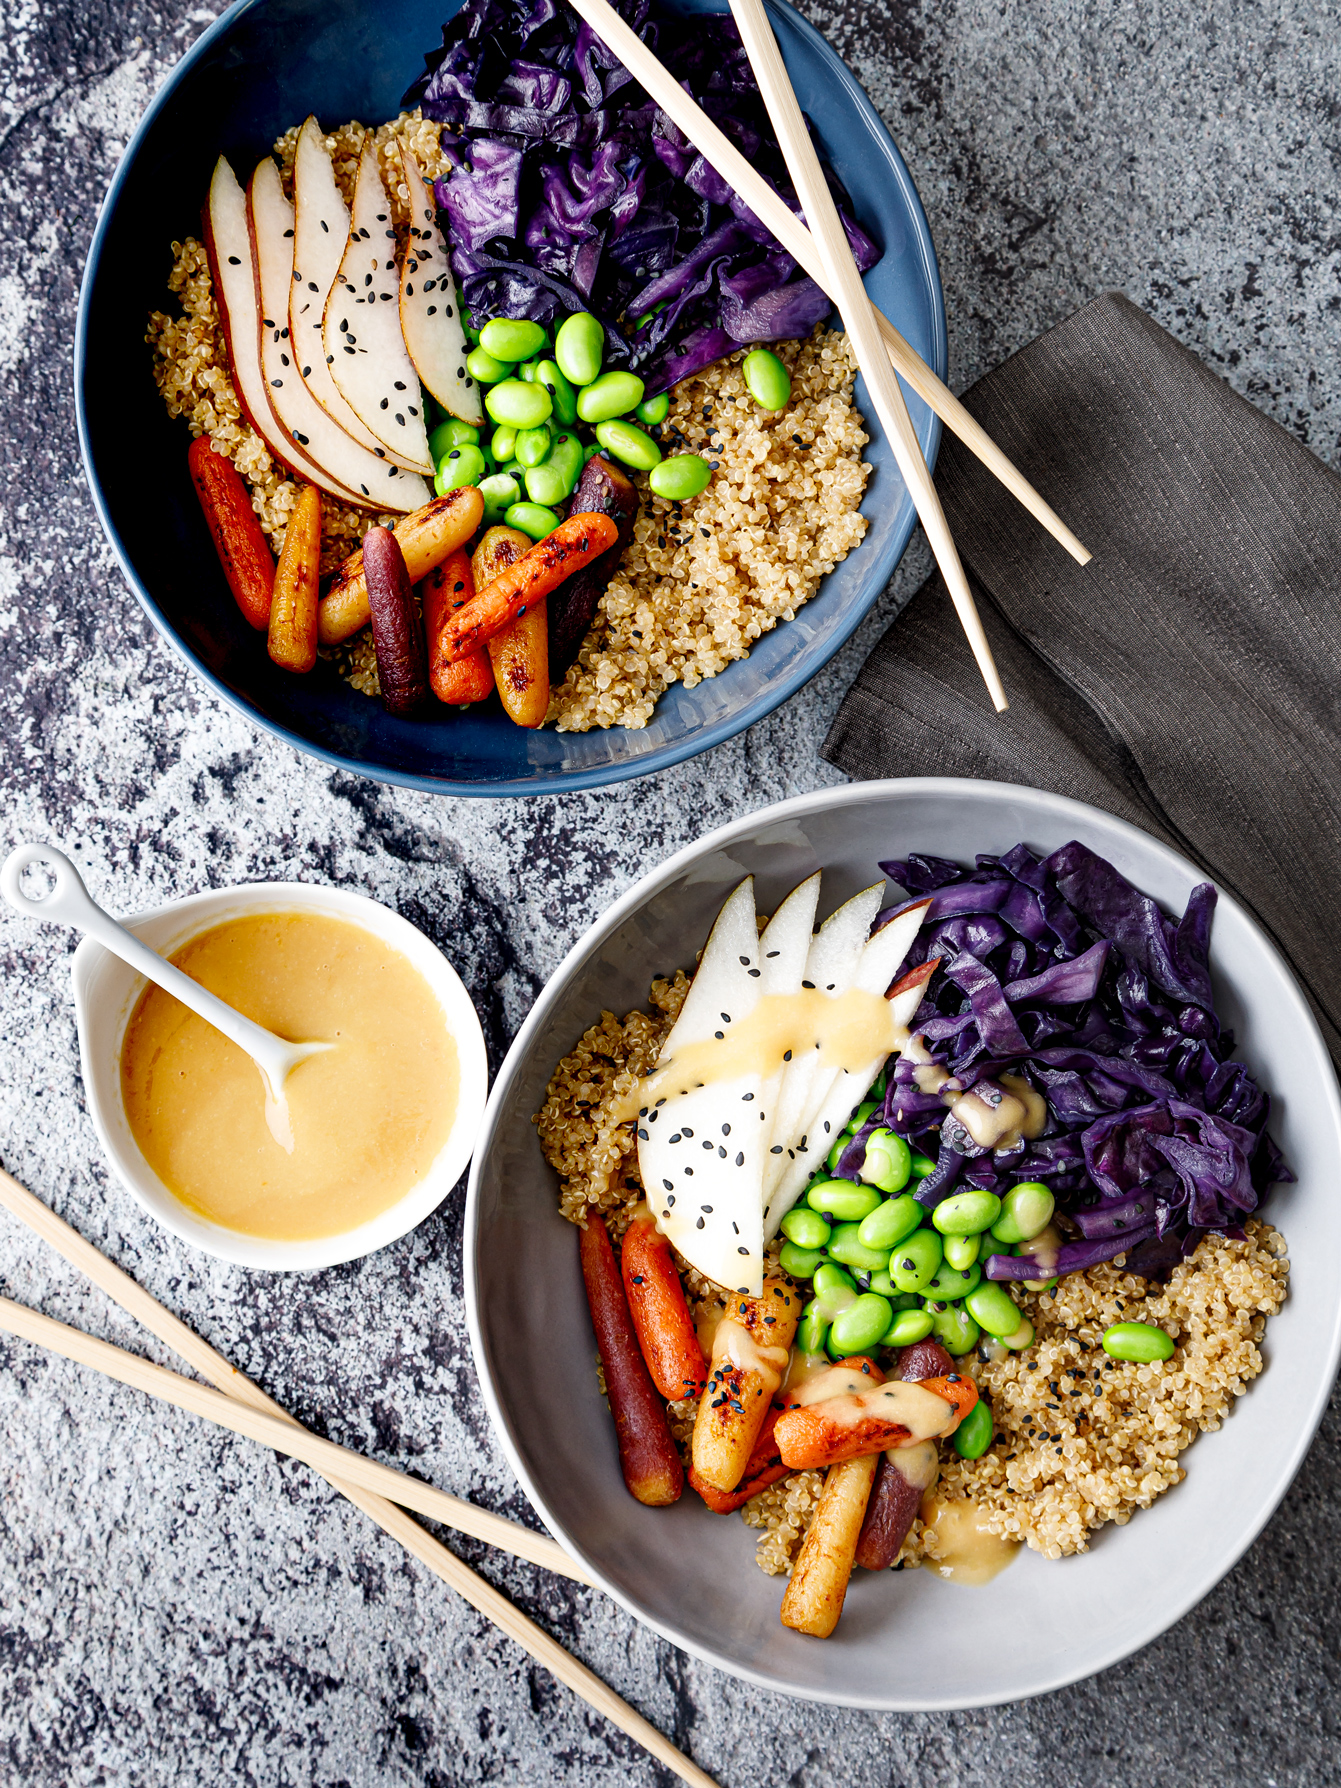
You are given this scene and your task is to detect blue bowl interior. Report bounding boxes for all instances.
[78,0,945,794]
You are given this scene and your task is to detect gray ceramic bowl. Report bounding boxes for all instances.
[466,780,1341,1708]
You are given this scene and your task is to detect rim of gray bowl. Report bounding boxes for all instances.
[465,777,1341,1708]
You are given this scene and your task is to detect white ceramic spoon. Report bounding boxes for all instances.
[1,843,331,1152]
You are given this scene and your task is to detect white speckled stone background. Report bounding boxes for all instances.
[2,1,1339,1782]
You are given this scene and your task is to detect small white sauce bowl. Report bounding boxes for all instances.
[72,880,488,1271]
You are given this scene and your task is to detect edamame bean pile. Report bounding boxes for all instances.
[539,963,1290,1579]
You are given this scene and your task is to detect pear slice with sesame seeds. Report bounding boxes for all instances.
[324,145,434,474]
[246,156,430,512]
[289,117,413,465]
[398,143,483,426]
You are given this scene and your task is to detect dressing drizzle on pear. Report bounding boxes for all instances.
[324,146,434,474]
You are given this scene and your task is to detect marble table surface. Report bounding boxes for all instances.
[2,0,1338,1782]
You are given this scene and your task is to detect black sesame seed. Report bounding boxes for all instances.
[662,1179,674,1191]
[783,1050,792,1061]
[770,1146,783,1155]
[801,980,815,989]
[695,1217,705,1229]
[735,1152,744,1166]
[721,1124,731,1136]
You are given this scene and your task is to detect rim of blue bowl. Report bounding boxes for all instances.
[75,0,946,798]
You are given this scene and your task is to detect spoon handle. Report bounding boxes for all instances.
[0,843,290,1085]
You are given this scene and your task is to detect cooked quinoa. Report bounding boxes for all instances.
[149,113,870,724]
[546,333,870,730]
[536,977,1290,1576]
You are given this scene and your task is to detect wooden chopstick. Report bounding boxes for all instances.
[566,0,1091,576]
[0,1168,720,1788]
[720,0,1006,710]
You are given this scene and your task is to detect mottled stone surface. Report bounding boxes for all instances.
[1,0,1338,1782]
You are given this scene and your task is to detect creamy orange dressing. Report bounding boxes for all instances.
[1016,1221,1063,1287]
[787,1367,959,1439]
[120,912,457,1241]
[921,1498,1021,1584]
[888,1437,940,1492]
[711,1314,791,1395]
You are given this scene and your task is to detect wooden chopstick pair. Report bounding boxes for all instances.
[568,0,1093,711]
[0,1166,719,1788]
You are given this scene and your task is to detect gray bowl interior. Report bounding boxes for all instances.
[467,780,1341,1709]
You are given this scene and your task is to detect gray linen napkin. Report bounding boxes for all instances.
[823,291,1341,1063]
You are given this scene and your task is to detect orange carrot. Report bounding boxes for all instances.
[318,486,484,644]
[688,1409,789,1513]
[487,602,550,728]
[424,551,495,704]
[267,482,321,671]
[578,1216,683,1507]
[774,1371,975,1471]
[187,435,275,629]
[440,513,618,662]
[621,1211,709,1402]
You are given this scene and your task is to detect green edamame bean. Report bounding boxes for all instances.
[991,1182,1057,1246]
[429,419,480,460]
[965,1281,1026,1339]
[514,423,553,469]
[478,472,522,526]
[648,454,712,501]
[827,1223,891,1273]
[909,1151,937,1180]
[892,1292,921,1310]
[1102,1321,1176,1363]
[932,1190,1003,1236]
[807,1179,882,1222]
[434,443,488,495]
[583,441,603,464]
[490,425,517,464]
[1001,1317,1035,1351]
[953,1398,994,1460]
[577,370,646,423]
[554,311,604,386]
[479,317,548,363]
[869,1071,887,1099]
[795,1301,829,1356]
[942,1232,981,1271]
[889,1227,942,1294]
[812,1262,859,1324]
[778,1241,826,1279]
[857,1193,922,1252]
[826,1136,847,1172]
[928,1304,980,1356]
[503,502,562,542]
[524,433,583,506]
[866,1271,896,1297]
[496,458,525,482]
[517,358,541,382]
[485,379,552,430]
[923,1260,982,1302]
[534,360,578,426]
[861,1128,913,1196]
[466,345,512,384]
[828,1293,894,1358]
[880,1306,935,1348]
[780,1207,832,1250]
[636,391,670,426]
[594,418,661,470]
[742,347,791,411]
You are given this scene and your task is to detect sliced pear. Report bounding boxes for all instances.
[637,879,769,1296]
[202,156,332,489]
[753,872,821,1165]
[398,143,483,427]
[324,146,434,473]
[289,118,418,466]
[247,158,429,513]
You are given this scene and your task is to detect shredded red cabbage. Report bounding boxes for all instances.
[406,0,879,390]
[837,841,1292,1280]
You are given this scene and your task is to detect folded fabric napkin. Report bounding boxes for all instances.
[823,291,1341,1063]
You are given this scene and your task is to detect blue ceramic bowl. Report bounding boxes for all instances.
[76,0,945,796]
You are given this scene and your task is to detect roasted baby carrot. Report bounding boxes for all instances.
[318,486,484,644]
[688,1409,789,1513]
[578,1215,683,1507]
[439,512,618,663]
[424,550,494,705]
[781,1453,879,1638]
[363,527,427,717]
[469,526,548,726]
[774,1371,974,1471]
[691,1277,800,1493]
[187,435,275,629]
[267,482,321,671]
[621,1209,709,1402]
